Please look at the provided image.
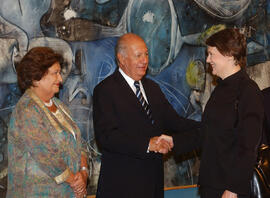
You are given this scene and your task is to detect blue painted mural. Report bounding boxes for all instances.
[0,0,269,195]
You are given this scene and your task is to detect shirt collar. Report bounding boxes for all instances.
[118,68,149,102]
[118,68,144,90]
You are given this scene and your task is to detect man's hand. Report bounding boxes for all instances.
[222,190,237,198]
[157,134,174,149]
[149,135,173,154]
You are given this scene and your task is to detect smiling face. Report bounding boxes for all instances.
[33,62,63,101]
[117,35,149,81]
[206,46,234,79]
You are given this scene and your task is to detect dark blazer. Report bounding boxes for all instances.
[93,70,198,198]
[173,69,264,196]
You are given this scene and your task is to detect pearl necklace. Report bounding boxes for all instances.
[44,99,53,107]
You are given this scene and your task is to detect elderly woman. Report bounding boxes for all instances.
[161,28,264,198]
[7,47,88,198]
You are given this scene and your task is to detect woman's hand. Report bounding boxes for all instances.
[72,172,87,198]
[222,190,237,198]
[66,172,87,198]
[80,169,88,184]
[74,154,88,197]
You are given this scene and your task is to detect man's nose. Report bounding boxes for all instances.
[141,55,148,64]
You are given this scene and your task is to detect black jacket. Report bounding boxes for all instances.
[173,69,264,195]
[262,87,270,144]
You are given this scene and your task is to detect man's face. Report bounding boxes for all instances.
[118,39,149,81]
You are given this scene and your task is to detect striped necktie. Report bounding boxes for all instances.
[134,81,154,124]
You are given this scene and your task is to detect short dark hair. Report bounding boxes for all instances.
[16,47,63,91]
[206,28,246,68]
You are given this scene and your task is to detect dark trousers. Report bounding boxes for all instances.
[200,187,249,198]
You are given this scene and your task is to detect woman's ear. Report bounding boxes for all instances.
[232,57,239,66]
[227,56,238,66]
[32,80,39,87]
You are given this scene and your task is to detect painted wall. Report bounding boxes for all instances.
[0,0,269,195]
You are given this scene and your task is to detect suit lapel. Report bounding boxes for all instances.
[113,70,144,108]
[113,70,153,120]
[141,77,154,108]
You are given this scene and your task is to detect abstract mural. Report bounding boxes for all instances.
[0,0,270,196]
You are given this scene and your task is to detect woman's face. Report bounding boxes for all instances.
[206,46,233,79]
[35,62,63,98]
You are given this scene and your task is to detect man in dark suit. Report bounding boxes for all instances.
[93,33,198,198]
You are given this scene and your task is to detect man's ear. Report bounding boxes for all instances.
[117,53,125,66]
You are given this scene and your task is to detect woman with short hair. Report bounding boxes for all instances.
[168,28,264,198]
[7,47,88,198]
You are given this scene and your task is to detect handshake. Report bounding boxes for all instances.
[149,135,174,154]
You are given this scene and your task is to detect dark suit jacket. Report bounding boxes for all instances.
[93,70,198,198]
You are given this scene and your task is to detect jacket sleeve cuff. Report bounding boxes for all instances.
[54,168,72,184]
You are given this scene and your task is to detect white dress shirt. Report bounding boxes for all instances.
[119,68,151,153]
[119,68,149,103]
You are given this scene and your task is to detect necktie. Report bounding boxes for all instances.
[134,81,154,124]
